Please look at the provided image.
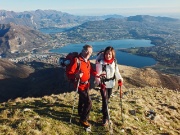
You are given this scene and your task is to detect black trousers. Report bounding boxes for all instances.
[78,89,92,121]
[100,88,112,119]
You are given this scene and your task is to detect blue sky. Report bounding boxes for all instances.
[1,0,180,17]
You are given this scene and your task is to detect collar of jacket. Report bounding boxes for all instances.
[79,54,89,62]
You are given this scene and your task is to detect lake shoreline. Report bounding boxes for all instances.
[49,39,157,68]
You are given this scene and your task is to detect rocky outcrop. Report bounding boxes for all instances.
[0,23,50,57]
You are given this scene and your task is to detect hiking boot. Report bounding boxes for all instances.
[102,119,108,126]
[80,120,91,127]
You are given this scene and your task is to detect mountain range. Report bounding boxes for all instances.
[0,10,179,73]
[0,10,123,29]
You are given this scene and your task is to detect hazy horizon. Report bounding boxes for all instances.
[0,0,180,18]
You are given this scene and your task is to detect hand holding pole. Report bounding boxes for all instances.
[118,80,123,98]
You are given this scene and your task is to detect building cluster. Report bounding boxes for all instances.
[9,53,64,65]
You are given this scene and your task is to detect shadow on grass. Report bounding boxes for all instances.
[0,61,77,103]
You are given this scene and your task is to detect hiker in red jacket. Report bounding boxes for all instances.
[67,44,97,127]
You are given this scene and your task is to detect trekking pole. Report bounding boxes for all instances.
[119,82,124,123]
[70,78,80,123]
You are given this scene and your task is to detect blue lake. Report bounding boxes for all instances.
[50,39,157,68]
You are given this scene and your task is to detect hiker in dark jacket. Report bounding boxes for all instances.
[95,46,123,126]
[67,44,97,127]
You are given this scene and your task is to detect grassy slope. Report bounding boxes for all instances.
[0,60,179,135]
[0,86,179,135]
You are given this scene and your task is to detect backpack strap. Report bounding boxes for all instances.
[102,64,106,72]
[102,58,116,71]
[114,58,117,70]
[113,58,117,81]
[76,58,81,71]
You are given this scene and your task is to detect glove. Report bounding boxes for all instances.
[118,79,123,86]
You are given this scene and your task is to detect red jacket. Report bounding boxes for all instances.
[67,54,96,91]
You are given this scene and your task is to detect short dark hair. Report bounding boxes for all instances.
[104,46,115,58]
[83,44,92,51]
